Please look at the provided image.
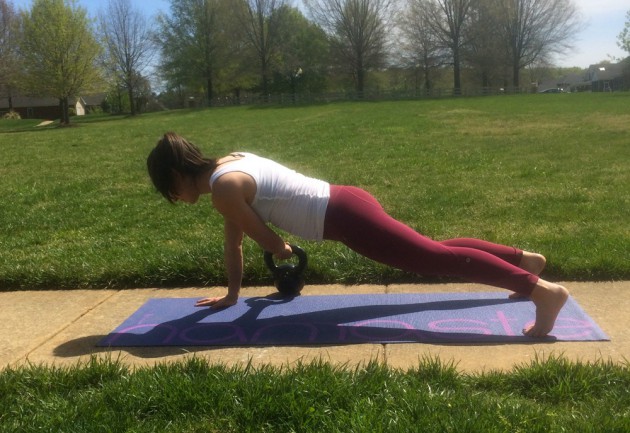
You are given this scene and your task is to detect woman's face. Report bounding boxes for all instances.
[171,172,199,204]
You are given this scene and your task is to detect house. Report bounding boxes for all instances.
[537,72,587,93]
[80,93,107,112]
[587,63,625,92]
[0,94,104,119]
[535,61,627,93]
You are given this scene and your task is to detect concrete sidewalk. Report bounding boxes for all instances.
[1,281,628,372]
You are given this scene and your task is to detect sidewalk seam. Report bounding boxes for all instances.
[22,290,121,364]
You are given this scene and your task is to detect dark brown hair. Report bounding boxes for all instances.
[147,132,217,203]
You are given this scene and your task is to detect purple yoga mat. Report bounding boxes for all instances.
[98,292,609,347]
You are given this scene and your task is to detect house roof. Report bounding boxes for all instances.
[81,93,107,106]
[537,72,589,90]
[0,96,61,109]
[588,63,623,81]
[0,94,104,109]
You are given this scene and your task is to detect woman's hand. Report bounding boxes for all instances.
[274,243,293,260]
[195,293,238,309]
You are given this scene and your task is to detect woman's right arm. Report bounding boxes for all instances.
[223,219,244,300]
[194,219,243,309]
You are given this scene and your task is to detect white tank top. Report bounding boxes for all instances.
[209,153,330,241]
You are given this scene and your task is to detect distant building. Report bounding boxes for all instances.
[587,63,625,92]
[0,94,105,119]
[535,61,627,93]
[537,72,587,93]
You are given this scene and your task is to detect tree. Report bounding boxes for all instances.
[155,0,218,106]
[306,0,393,94]
[0,0,19,110]
[99,0,155,116]
[398,0,448,92]
[155,0,241,106]
[271,5,330,95]
[618,9,630,55]
[493,0,581,88]
[465,0,507,88]
[234,0,287,97]
[18,0,102,124]
[618,10,630,91]
[424,0,473,94]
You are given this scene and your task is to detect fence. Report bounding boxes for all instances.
[205,86,540,107]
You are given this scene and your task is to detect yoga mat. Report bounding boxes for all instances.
[98,293,609,347]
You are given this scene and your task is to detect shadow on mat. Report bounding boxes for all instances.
[53,294,558,357]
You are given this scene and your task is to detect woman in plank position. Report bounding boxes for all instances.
[147,132,569,337]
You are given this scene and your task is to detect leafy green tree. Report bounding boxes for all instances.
[618,10,630,55]
[0,0,20,110]
[234,0,287,97]
[271,5,329,94]
[18,0,102,124]
[618,10,630,90]
[155,0,245,106]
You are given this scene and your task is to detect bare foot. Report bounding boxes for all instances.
[507,252,547,300]
[522,280,569,337]
[519,251,546,275]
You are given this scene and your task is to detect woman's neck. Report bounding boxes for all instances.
[195,170,213,195]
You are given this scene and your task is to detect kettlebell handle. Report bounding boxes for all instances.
[264,244,308,274]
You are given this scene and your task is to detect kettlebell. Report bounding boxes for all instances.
[264,244,308,296]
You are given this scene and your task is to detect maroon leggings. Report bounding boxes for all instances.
[323,185,538,295]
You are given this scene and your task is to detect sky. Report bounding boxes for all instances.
[556,0,630,67]
[10,0,630,69]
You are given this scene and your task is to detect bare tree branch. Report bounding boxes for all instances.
[99,0,155,115]
[305,0,393,93]
[494,0,582,87]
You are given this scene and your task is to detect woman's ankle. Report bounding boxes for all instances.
[519,251,546,275]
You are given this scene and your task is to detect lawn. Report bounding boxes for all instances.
[0,93,628,290]
[1,94,629,432]
[1,356,629,432]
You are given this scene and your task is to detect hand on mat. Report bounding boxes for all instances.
[195,294,238,309]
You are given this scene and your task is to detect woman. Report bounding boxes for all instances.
[147,132,569,338]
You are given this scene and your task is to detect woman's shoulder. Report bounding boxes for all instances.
[211,169,257,203]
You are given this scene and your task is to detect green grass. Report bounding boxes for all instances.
[0,356,628,432]
[0,93,629,290]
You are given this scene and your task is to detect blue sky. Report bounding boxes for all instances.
[11,0,630,68]
[559,0,630,67]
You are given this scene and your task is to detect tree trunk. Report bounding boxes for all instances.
[262,62,269,102]
[453,49,461,95]
[356,55,365,97]
[357,68,365,95]
[512,58,520,88]
[206,76,213,107]
[60,97,70,125]
[128,84,136,116]
[117,87,123,114]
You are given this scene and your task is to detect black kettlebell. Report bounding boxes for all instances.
[264,244,308,296]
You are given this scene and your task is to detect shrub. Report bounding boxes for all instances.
[2,110,21,120]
